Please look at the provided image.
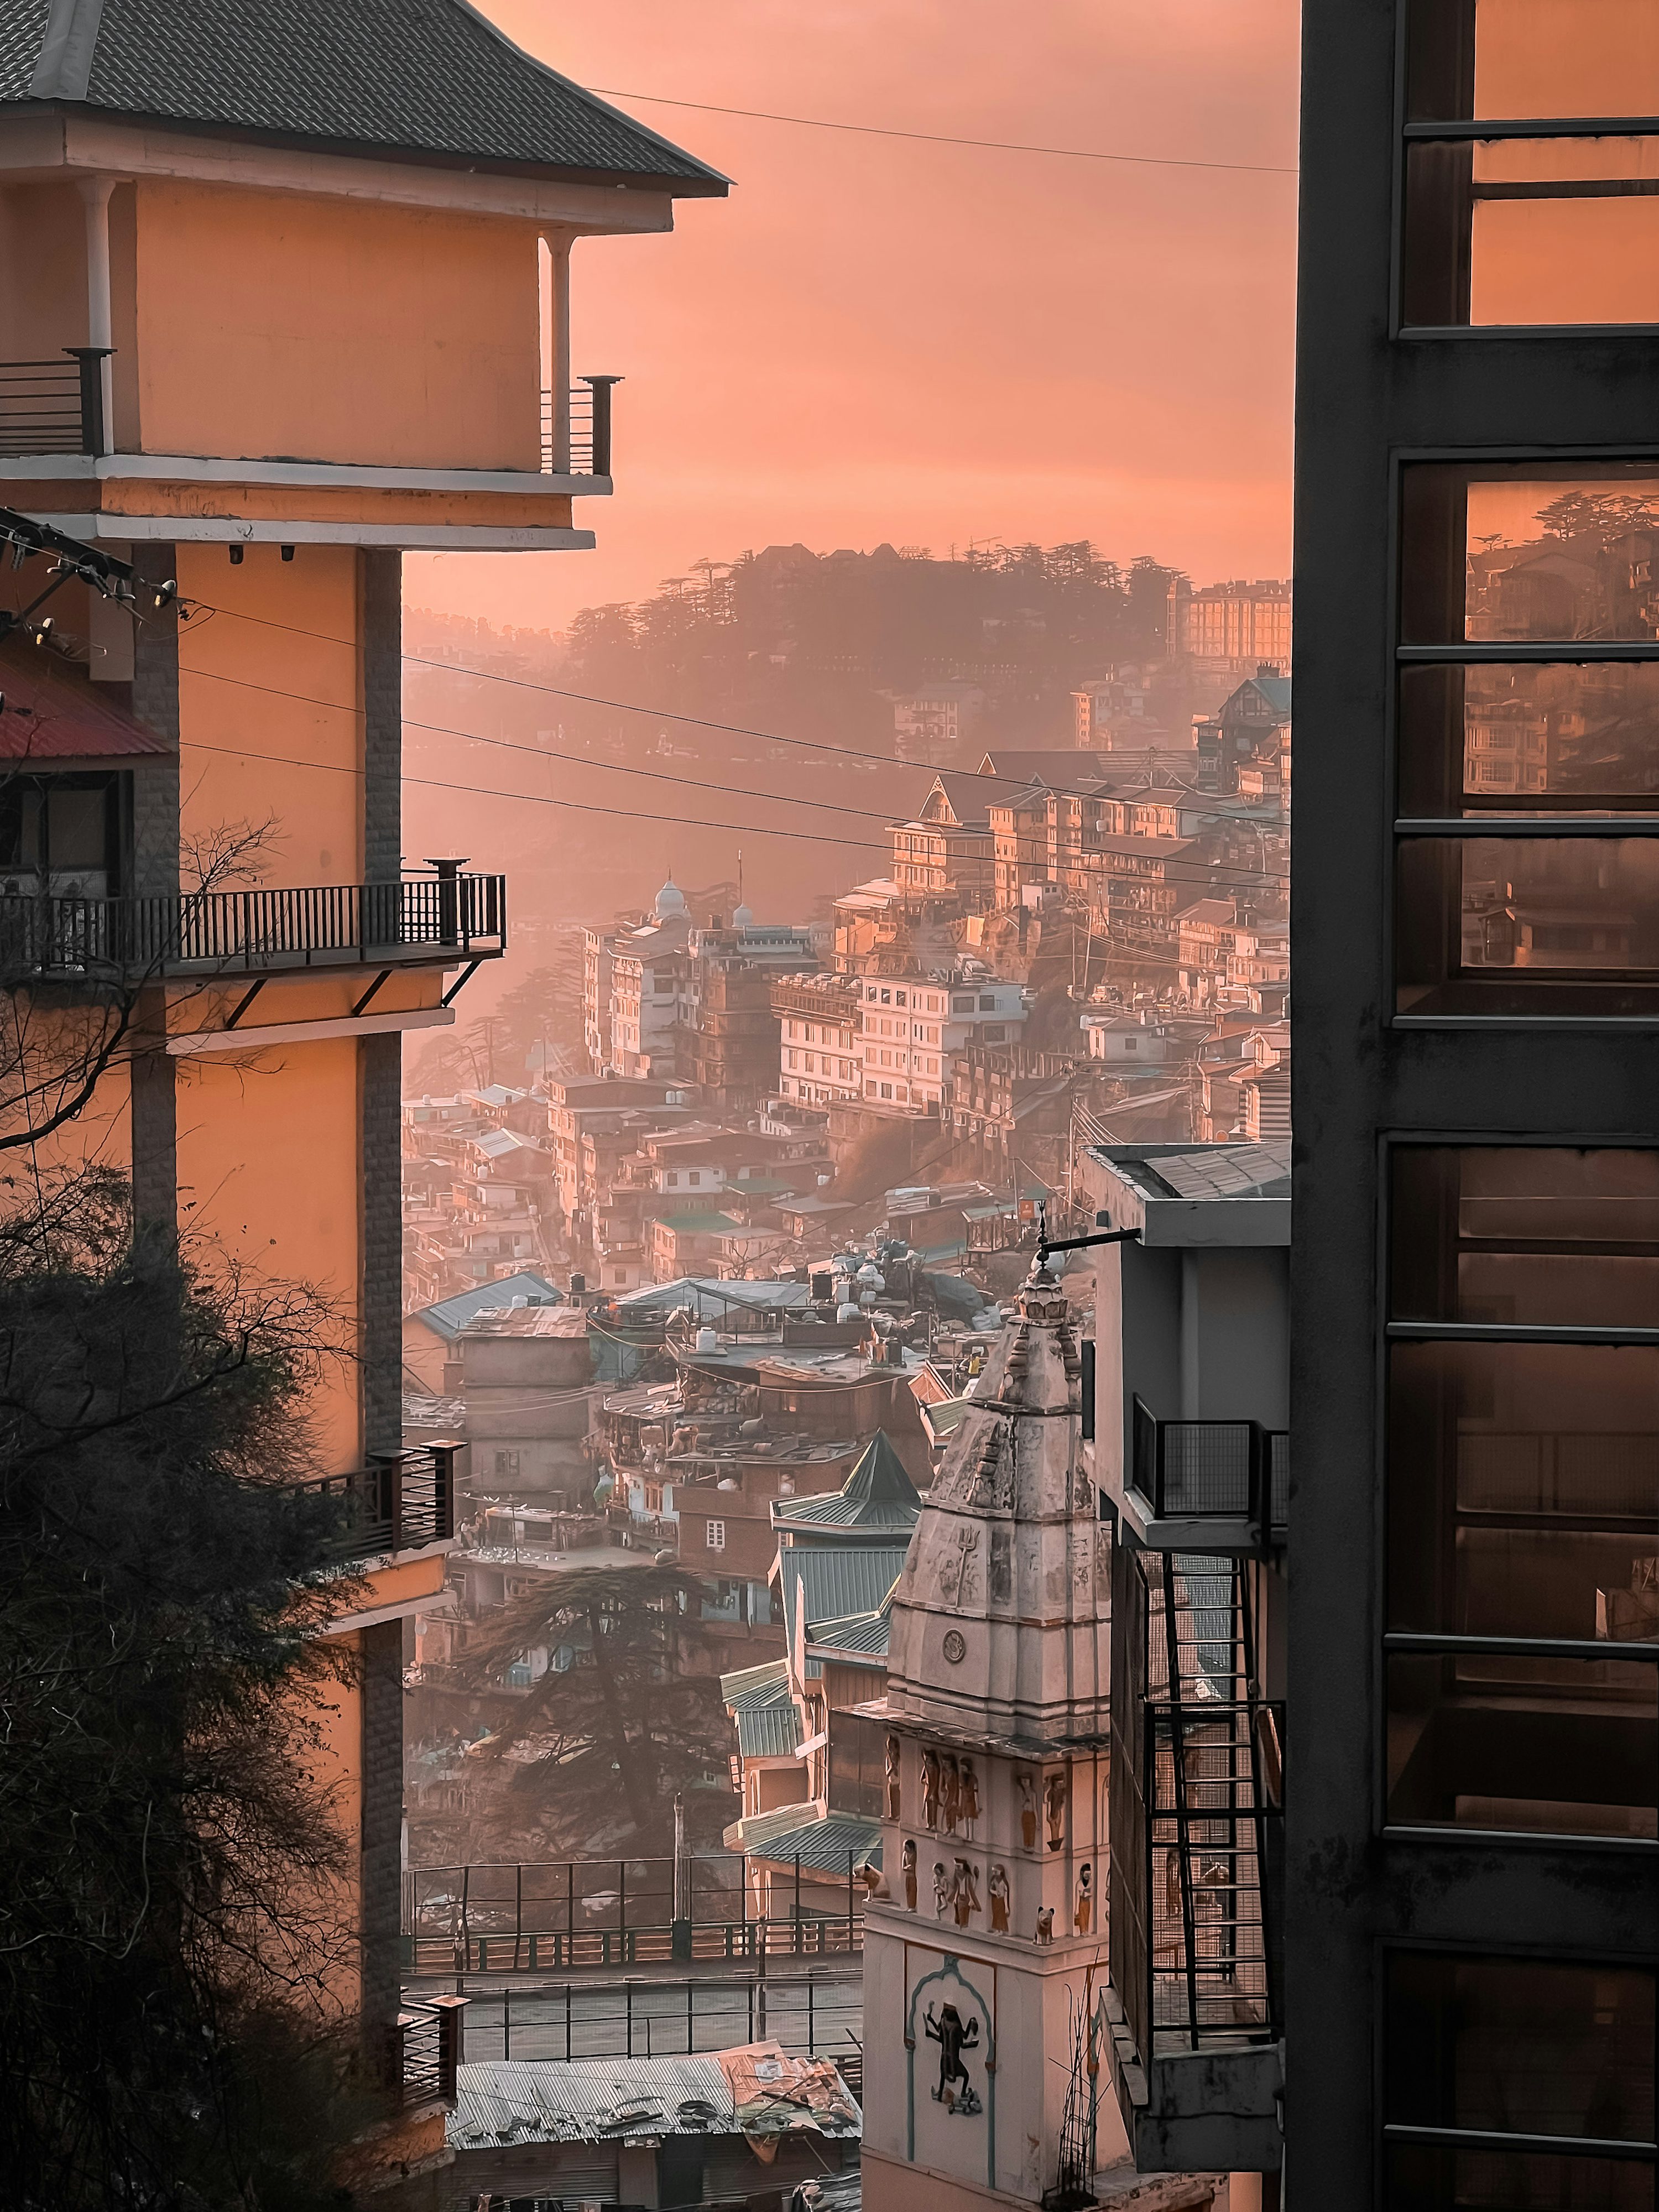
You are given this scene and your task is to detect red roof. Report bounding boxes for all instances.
[0,640,173,762]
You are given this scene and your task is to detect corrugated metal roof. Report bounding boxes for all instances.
[412,1272,563,1342]
[737,1703,802,1759]
[721,1657,790,1708]
[807,1597,894,1660]
[771,1433,921,1532]
[778,1548,911,1656]
[450,2046,860,2151]
[7,0,727,194]
[450,2056,733,2150]
[739,1810,882,1876]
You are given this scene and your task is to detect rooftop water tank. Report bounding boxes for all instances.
[696,1327,719,1354]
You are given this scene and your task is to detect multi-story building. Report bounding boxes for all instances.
[1167,578,1293,672]
[609,906,693,1078]
[1285,6,1659,2205]
[888,773,998,909]
[890,681,987,763]
[1192,670,1292,795]
[0,0,721,2180]
[856,973,1027,1116]
[545,1073,694,1233]
[774,972,863,1107]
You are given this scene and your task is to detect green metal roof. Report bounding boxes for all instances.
[649,1211,748,1237]
[807,1587,896,1662]
[771,1432,922,1534]
[721,1657,791,1708]
[733,1806,881,1875]
[737,1703,803,1760]
[778,1547,911,1661]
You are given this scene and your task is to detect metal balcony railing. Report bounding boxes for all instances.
[1131,1397,1288,1542]
[1110,1549,1284,2070]
[539,375,622,477]
[396,1995,467,2108]
[0,867,506,983]
[296,1444,461,1561]
[0,349,109,458]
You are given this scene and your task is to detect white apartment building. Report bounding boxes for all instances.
[858,975,1027,1114]
[773,973,863,1109]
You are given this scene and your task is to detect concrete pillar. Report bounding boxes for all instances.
[358,1616,406,2058]
[78,174,115,439]
[359,1030,402,1459]
[360,550,402,885]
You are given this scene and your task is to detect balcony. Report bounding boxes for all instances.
[1126,1397,1287,1554]
[0,867,506,986]
[395,1994,467,2109]
[297,1444,462,1563]
[0,352,619,492]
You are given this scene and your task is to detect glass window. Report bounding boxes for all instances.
[1391,1147,1659,1324]
[1399,664,1659,816]
[1385,1953,1657,2207]
[1387,1147,1659,1838]
[1404,138,1659,330]
[1406,0,1659,124]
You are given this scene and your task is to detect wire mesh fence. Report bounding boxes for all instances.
[452,1976,864,2068]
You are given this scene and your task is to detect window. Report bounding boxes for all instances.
[1396,464,1659,1016]
[880,988,891,1004]
[0,771,124,897]
[689,1170,701,1185]
[1384,1952,1657,2206]
[953,995,974,1013]
[1402,0,1659,328]
[705,1519,726,1552]
[1386,1147,1659,1839]
[979,993,997,1010]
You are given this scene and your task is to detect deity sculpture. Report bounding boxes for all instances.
[933,1861,952,1918]
[885,1733,901,1822]
[901,1838,919,1911]
[988,1862,1010,1933]
[921,1747,940,1829]
[941,1754,961,1836]
[1018,1770,1038,1850]
[1044,1770,1067,1851]
[959,1758,980,1833]
[1074,1861,1092,1936]
[952,1857,980,1927]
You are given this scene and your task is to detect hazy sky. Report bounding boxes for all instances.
[409,0,1300,634]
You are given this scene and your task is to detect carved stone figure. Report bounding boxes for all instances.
[941,1754,961,1836]
[933,1861,951,1918]
[959,1759,980,1832]
[885,1733,901,1822]
[925,2001,982,2116]
[952,1857,980,1927]
[1035,1905,1055,1945]
[988,1862,1010,1933]
[862,1862,891,1902]
[1018,1771,1038,1850]
[921,1748,940,1829]
[1044,1770,1067,1851]
[902,1838,918,1911]
[1074,1861,1092,1936]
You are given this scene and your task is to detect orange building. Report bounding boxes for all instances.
[0,5,722,2198]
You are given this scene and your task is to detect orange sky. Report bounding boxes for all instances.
[408,0,1301,634]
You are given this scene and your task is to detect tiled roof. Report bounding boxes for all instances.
[6,0,727,193]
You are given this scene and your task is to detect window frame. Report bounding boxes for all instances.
[1391,447,1659,1027]
[1395,0,1659,340]
[1380,1135,1659,1850]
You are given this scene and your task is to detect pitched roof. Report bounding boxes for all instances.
[0,635,173,761]
[807,1585,896,1661]
[721,1657,791,1708]
[772,1432,922,1532]
[4,0,727,195]
[726,1804,881,1875]
[778,1547,911,1667]
[409,1271,564,1342]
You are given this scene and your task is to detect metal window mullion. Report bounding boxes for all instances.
[1386,1321,1659,1345]
[1384,1630,1658,1661]
[1404,117,1659,144]
[1382,2121,1659,2163]
[1398,643,1659,665]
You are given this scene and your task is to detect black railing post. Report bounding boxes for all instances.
[66,347,111,456]
[582,375,623,478]
[431,1994,468,2103]
[425,857,465,948]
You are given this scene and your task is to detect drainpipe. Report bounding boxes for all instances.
[79,176,116,451]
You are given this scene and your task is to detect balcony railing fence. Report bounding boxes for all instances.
[1112,1547,1284,2070]
[295,1444,461,1562]
[0,869,505,983]
[396,1995,467,2108]
[1131,1397,1288,1543]
[0,349,108,458]
[539,375,621,477]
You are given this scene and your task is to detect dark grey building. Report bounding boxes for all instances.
[1292,3,1659,2208]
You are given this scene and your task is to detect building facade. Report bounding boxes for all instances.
[0,2,721,2180]
[1291,3,1659,2205]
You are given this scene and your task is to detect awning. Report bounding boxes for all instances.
[0,638,173,761]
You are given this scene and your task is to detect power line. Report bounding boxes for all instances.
[178,595,1290,858]
[586,87,1300,178]
[178,657,1288,887]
